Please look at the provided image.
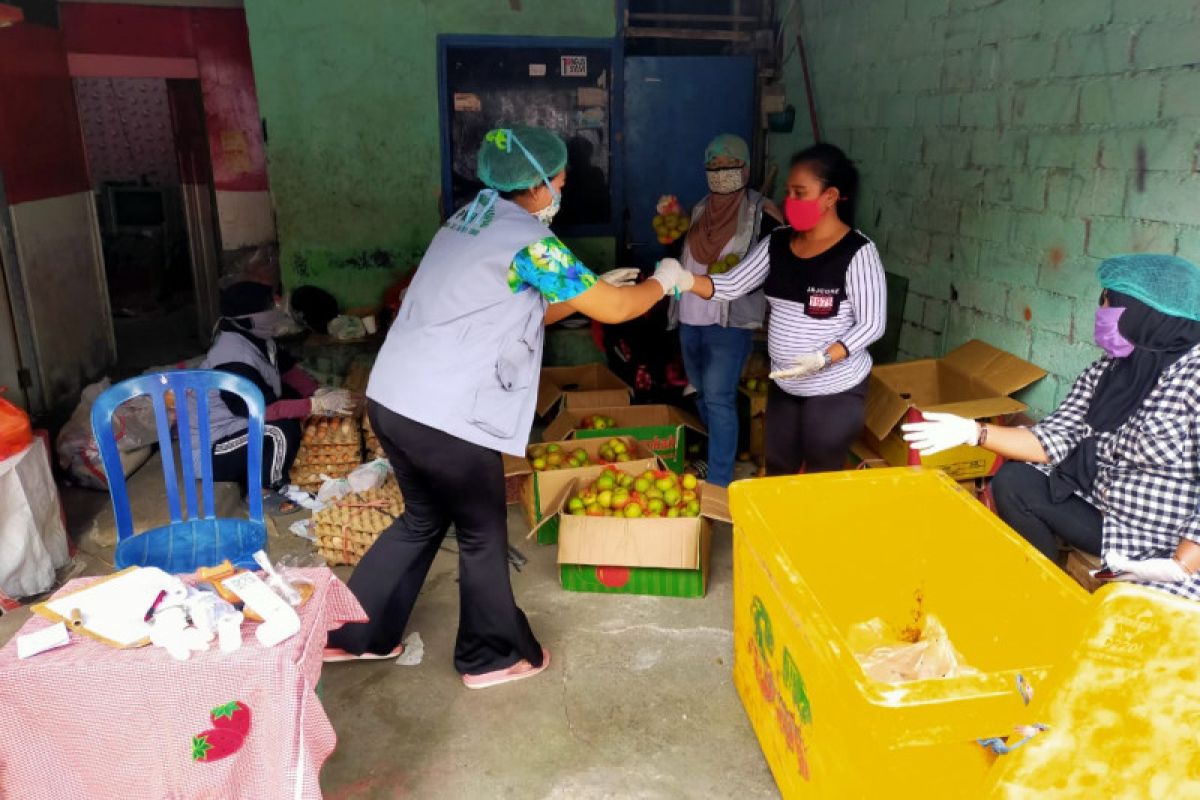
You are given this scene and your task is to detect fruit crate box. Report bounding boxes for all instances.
[535,363,633,418]
[538,464,730,598]
[864,339,1045,480]
[519,437,659,545]
[541,404,706,474]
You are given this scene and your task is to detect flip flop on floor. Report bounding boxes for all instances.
[322,643,405,663]
[462,648,551,690]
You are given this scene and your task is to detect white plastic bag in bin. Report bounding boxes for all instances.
[848,614,980,683]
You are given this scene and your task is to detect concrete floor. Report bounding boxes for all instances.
[0,454,779,800]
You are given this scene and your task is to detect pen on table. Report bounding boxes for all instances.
[69,608,83,628]
[144,589,167,622]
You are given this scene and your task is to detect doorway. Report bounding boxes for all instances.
[73,76,219,377]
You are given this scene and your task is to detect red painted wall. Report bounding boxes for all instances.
[59,3,268,193]
[193,11,268,193]
[60,4,194,58]
[0,25,91,205]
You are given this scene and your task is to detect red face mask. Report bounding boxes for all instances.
[784,196,825,231]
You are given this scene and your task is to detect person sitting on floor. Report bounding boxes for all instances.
[903,254,1200,598]
[192,281,352,494]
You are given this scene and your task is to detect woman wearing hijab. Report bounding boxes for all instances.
[196,281,353,493]
[323,127,688,684]
[671,134,783,486]
[904,254,1200,598]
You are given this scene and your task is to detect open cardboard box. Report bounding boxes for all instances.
[542,404,706,473]
[864,339,1046,480]
[519,437,659,544]
[536,364,633,418]
[531,462,731,598]
[503,453,534,505]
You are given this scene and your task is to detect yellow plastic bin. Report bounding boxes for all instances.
[987,583,1200,798]
[730,468,1090,798]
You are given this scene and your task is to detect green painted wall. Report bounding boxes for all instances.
[242,0,616,307]
[772,0,1200,418]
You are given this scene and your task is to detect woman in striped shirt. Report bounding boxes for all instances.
[677,144,887,474]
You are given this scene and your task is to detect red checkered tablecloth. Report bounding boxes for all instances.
[0,567,365,800]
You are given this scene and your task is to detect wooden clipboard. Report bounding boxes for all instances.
[32,567,165,649]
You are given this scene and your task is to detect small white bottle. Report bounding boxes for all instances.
[218,612,244,653]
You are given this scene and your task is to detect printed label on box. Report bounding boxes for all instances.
[560,55,588,77]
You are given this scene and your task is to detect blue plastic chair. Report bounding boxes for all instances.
[91,370,267,573]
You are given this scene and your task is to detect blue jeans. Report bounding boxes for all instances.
[680,324,754,487]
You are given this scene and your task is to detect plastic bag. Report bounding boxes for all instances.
[848,614,979,683]
[56,379,159,490]
[312,458,391,507]
[0,387,33,461]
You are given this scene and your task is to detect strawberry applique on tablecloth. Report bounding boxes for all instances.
[191,700,252,762]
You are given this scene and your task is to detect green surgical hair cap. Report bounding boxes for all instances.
[476,126,568,192]
[704,134,750,165]
[1098,253,1200,321]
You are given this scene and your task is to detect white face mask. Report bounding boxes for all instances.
[533,194,562,224]
[238,308,291,341]
[706,167,745,195]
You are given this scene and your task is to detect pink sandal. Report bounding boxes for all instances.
[322,643,405,663]
[462,648,551,690]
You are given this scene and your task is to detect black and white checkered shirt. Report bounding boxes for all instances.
[1030,345,1200,600]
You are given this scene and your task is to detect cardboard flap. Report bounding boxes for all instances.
[941,339,1047,396]
[502,453,532,479]
[537,364,633,417]
[701,483,731,523]
[864,373,914,441]
[563,389,633,410]
[925,396,1028,421]
[541,413,577,442]
[535,382,561,418]
[557,516,702,570]
[668,406,708,435]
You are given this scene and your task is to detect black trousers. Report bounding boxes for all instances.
[327,401,543,675]
[992,461,1103,560]
[210,419,301,492]
[765,378,868,475]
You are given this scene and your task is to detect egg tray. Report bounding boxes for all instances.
[290,462,357,490]
[293,443,362,466]
[314,487,405,566]
[301,417,361,447]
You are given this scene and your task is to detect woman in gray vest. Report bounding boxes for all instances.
[672,134,783,486]
[198,281,353,493]
[324,127,688,688]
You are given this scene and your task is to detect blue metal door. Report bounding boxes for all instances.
[622,56,756,268]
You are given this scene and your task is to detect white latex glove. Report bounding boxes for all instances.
[310,388,353,417]
[900,411,980,456]
[600,268,640,288]
[649,258,694,296]
[769,352,828,381]
[1103,552,1190,583]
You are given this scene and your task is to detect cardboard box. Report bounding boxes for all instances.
[542,404,706,473]
[541,467,730,598]
[737,384,769,460]
[536,364,633,418]
[503,453,532,505]
[863,339,1046,480]
[1064,548,1103,593]
[519,437,658,544]
[848,439,888,470]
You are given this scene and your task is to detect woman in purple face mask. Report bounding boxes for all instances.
[680,143,888,475]
[904,254,1200,601]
